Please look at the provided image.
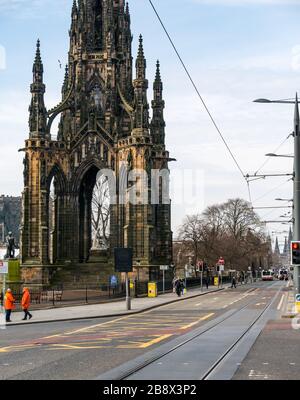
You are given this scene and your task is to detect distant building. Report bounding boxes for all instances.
[0,195,21,244]
[273,231,292,268]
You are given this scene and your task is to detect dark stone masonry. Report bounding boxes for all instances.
[20,0,173,287]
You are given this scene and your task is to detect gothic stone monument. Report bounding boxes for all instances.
[20,0,173,287]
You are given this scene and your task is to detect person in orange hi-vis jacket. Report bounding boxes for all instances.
[4,288,15,323]
[21,287,33,321]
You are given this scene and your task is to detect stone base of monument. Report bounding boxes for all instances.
[88,249,108,263]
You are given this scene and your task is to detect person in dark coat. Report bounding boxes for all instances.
[231,275,237,289]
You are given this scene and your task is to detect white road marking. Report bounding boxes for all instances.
[249,369,269,379]
[277,294,285,311]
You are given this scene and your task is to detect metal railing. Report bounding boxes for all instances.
[0,275,235,309]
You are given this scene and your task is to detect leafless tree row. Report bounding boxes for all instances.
[177,198,272,272]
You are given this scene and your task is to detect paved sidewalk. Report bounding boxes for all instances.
[233,282,300,380]
[3,284,229,326]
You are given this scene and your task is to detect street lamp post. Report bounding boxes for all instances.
[254,94,300,294]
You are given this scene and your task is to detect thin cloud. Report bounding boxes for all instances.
[192,0,300,5]
[0,0,71,15]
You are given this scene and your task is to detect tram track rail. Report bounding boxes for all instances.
[108,283,282,381]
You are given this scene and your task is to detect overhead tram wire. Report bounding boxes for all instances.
[148,0,250,198]
[252,178,292,203]
[246,134,291,205]
[254,134,291,176]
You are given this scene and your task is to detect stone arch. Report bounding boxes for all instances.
[46,164,67,264]
[47,163,67,194]
[70,158,114,262]
[71,158,106,194]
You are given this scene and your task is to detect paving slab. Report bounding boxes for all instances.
[1,285,229,326]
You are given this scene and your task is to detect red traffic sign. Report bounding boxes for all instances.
[218,257,225,265]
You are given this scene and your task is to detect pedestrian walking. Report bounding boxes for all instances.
[231,275,237,289]
[173,277,179,294]
[175,279,182,297]
[205,276,209,289]
[4,288,15,323]
[180,279,186,295]
[21,287,32,321]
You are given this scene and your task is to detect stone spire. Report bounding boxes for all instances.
[283,236,288,256]
[151,60,166,146]
[72,0,77,16]
[29,40,47,138]
[126,1,130,17]
[289,226,293,245]
[274,236,280,255]
[62,65,69,99]
[132,35,149,135]
[136,35,146,80]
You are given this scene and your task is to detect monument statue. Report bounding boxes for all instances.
[5,232,16,259]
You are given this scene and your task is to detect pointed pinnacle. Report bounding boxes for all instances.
[64,65,69,81]
[155,60,161,82]
[35,39,41,63]
[137,34,144,59]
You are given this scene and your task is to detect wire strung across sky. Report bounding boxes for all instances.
[254,134,292,176]
[147,0,248,188]
[148,0,293,213]
[253,178,292,204]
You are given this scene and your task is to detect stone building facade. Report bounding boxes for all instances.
[20,0,173,286]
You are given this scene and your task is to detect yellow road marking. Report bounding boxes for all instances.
[49,344,107,350]
[139,334,173,348]
[0,344,36,353]
[180,313,214,330]
[64,314,133,335]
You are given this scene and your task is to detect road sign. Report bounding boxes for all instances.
[219,265,224,272]
[295,294,300,313]
[160,265,169,271]
[114,248,133,273]
[110,275,118,288]
[218,257,225,265]
[0,261,8,274]
[197,261,204,271]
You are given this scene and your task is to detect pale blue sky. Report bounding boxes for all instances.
[0,0,299,246]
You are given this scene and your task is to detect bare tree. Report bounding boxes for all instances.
[222,198,260,239]
[178,214,203,272]
[177,198,270,272]
[91,175,110,250]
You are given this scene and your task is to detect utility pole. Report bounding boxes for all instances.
[293,94,300,293]
[253,94,299,295]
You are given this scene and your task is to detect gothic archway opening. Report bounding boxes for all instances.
[78,165,111,263]
[48,177,58,265]
[91,174,110,251]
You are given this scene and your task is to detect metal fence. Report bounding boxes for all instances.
[0,275,230,309]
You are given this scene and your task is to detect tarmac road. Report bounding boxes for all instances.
[0,281,283,380]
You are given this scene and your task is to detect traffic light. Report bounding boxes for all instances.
[291,241,300,265]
